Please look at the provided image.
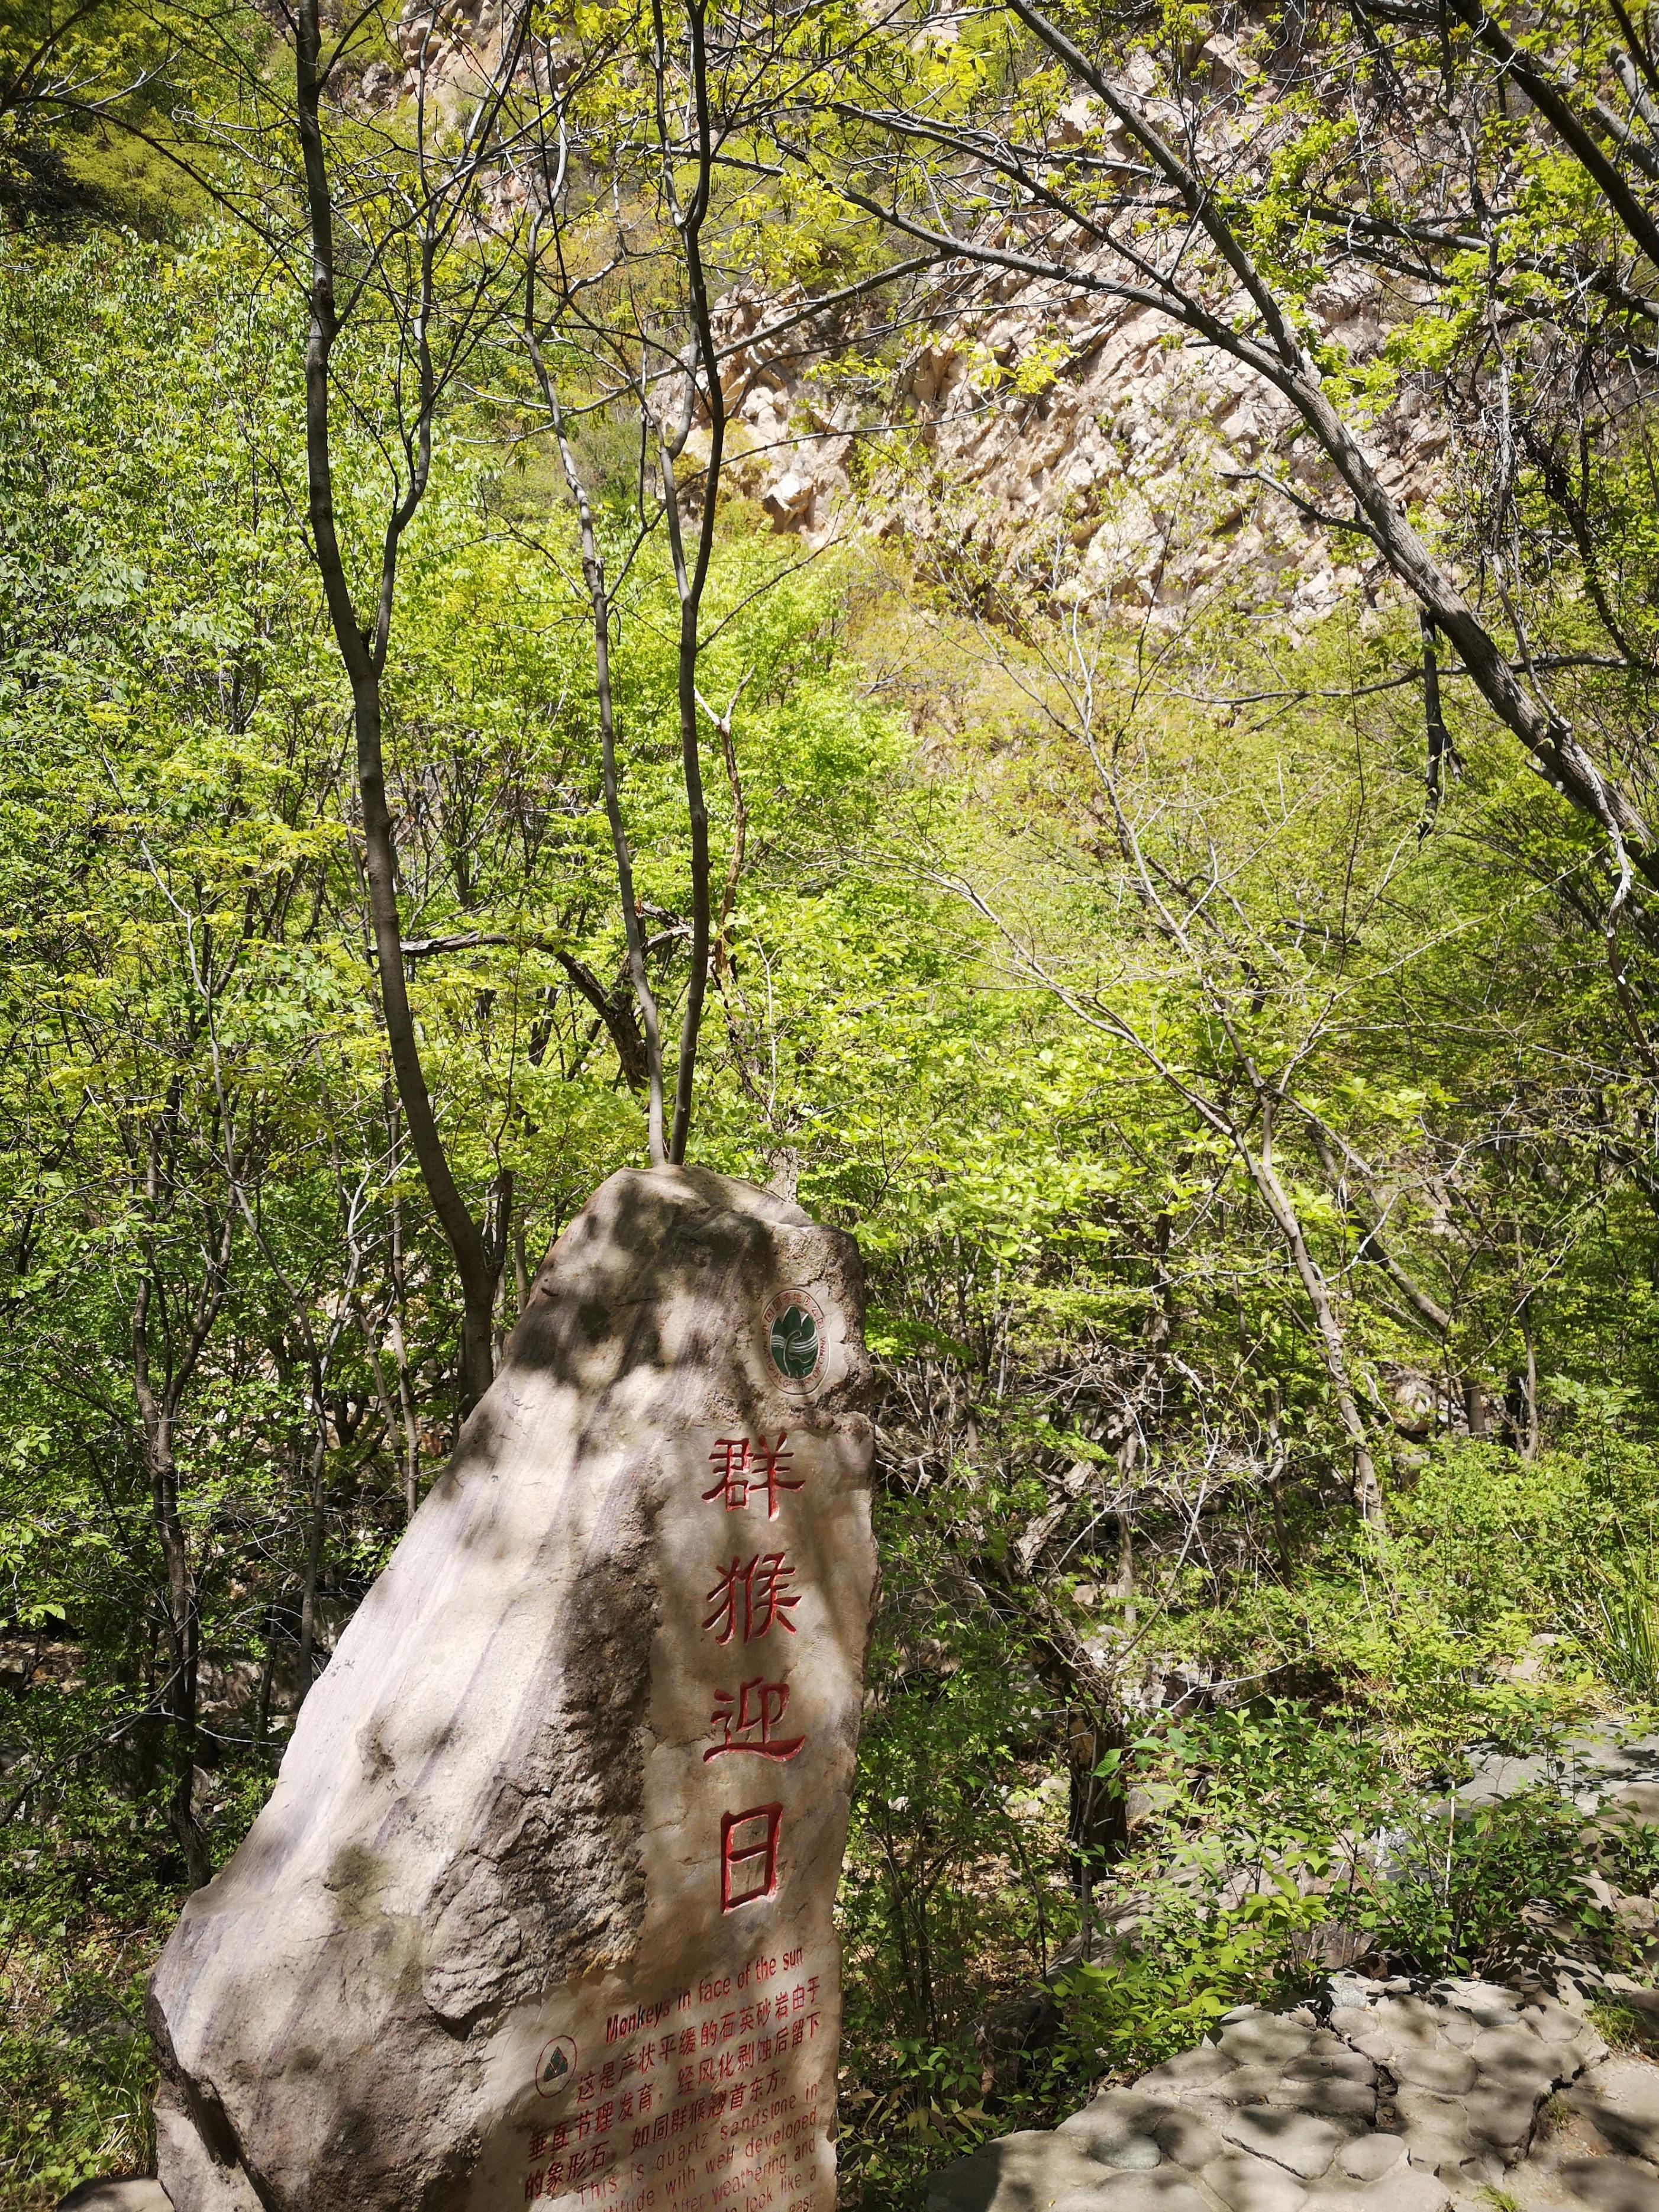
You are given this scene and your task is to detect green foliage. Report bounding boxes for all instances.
[1361,1790,1659,1981]
[8,18,1659,2206]
[0,1787,174,2208]
[1056,1880,1328,2078]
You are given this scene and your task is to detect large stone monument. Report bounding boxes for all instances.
[147,1166,877,2212]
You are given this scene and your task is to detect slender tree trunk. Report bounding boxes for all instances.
[1463,1376,1489,1438]
[295,1429,327,1704]
[1246,1129,1381,1521]
[295,0,497,1411]
[149,1431,209,1884]
[133,1264,211,1887]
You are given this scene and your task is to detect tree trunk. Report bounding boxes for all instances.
[295,0,498,1413]
[295,1431,327,1705]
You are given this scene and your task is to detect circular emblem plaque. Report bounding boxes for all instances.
[535,2034,578,2098]
[764,1287,826,1388]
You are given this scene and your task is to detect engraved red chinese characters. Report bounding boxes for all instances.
[705,1678,805,1763]
[702,1433,803,1520]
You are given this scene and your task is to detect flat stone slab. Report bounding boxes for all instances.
[1548,2161,1659,2212]
[57,2186,174,2211]
[928,1983,1659,2212]
[1332,2137,1405,2181]
[1218,2021,1318,2069]
[1200,2152,1309,2212]
[926,2131,1118,2212]
[1300,2171,1451,2212]
[1153,2108,1228,2170]
[1064,2176,1212,2212]
[1137,2048,1240,2093]
[1570,2056,1659,2163]
[1219,2110,1345,2178]
[1058,2089,1175,2167]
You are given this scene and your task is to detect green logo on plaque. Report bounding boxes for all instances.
[769,1304,819,1380]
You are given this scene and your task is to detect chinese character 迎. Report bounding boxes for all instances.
[706,1678,806,1762]
[703,1555,801,1645]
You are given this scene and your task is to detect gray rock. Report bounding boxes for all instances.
[1218,2018,1319,2069]
[1220,2108,1345,2178]
[1434,1984,1525,2032]
[148,1168,877,2212]
[1392,2050,1479,2097]
[1273,2078,1377,2127]
[1152,2107,1228,2170]
[1300,2168,1452,2212]
[1060,2090,1173,2168]
[1571,2058,1659,2163]
[1471,2025,1563,2098]
[1287,2036,1379,2088]
[1392,2085,1479,2180]
[57,2186,173,2211]
[1525,2000,1596,2049]
[1334,2137,1407,2181]
[1608,1782,1659,1829]
[929,1984,1659,2212]
[1200,2153,1309,2212]
[1057,2172,1213,2212]
[1137,2046,1239,2092]
[1219,2066,1300,2108]
[1462,2084,1542,2154]
[928,2132,1112,2212]
[1551,2158,1659,2212]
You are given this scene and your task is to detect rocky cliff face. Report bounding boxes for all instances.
[357,1,1451,622]
[715,247,1449,624]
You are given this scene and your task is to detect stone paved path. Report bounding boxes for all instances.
[926,1978,1659,2212]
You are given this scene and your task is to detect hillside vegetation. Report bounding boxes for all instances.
[4,0,1659,2203]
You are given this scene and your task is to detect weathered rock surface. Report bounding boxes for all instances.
[926,1979,1654,2212]
[708,256,1447,625]
[56,2184,173,2211]
[146,1165,877,2212]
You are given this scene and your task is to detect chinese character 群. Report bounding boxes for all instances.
[703,1553,801,1645]
[706,1678,805,1763]
[703,1434,802,1520]
[721,1803,783,1910]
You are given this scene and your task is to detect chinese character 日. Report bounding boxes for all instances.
[703,1434,802,1520]
[703,1554,801,1645]
[721,1803,783,1910]
[705,1679,805,1763]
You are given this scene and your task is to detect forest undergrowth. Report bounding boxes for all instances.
[7,9,1659,2195]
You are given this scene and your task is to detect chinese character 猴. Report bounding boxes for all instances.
[703,1554,801,1645]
